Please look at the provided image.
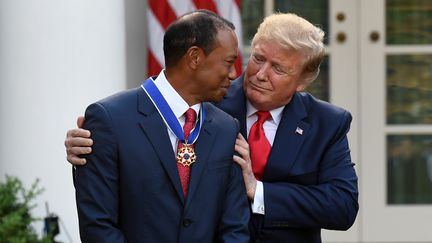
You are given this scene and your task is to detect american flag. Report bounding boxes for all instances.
[147,0,243,76]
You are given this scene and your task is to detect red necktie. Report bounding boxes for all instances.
[177,108,197,197]
[248,111,271,180]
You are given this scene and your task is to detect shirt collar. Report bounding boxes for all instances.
[153,70,200,119]
[246,100,284,126]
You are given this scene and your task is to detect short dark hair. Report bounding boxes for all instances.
[163,9,235,68]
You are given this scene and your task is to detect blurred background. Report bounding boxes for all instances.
[1,0,431,242]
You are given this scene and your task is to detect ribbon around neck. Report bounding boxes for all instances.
[141,78,205,144]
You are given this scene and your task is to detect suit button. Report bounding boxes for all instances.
[183,219,192,227]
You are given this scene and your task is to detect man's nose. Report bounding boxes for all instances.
[228,65,237,80]
[256,63,270,81]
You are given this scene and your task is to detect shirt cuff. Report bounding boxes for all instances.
[251,181,265,215]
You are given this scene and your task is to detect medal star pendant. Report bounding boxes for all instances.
[176,143,196,167]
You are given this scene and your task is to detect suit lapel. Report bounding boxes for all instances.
[137,88,185,204]
[185,103,216,207]
[264,93,310,180]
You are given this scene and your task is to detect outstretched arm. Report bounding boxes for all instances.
[75,104,126,242]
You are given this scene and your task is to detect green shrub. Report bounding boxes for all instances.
[0,176,51,243]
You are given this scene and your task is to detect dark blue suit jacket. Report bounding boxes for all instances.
[216,76,359,243]
[75,87,250,243]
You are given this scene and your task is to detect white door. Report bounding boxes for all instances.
[360,0,432,242]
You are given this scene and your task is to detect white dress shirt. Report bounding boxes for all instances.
[246,100,284,215]
[151,70,200,152]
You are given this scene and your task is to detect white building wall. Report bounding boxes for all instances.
[0,1,127,242]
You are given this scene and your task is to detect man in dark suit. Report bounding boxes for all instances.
[73,10,250,243]
[66,13,358,243]
[223,13,359,242]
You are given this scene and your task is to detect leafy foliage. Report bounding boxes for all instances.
[0,176,51,243]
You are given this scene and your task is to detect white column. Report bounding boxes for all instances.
[0,1,126,242]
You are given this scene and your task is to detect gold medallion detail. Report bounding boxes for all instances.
[176,143,196,166]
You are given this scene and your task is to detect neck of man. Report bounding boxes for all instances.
[165,68,201,106]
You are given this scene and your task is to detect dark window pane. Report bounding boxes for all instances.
[274,0,329,45]
[386,0,432,45]
[387,135,432,204]
[241,0,264,46]
[305,55,330,102]
[386,54,432,124]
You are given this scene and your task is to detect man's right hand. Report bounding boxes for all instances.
[65,116,93,165]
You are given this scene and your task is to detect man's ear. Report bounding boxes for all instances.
[296,83,307,92]
[186,46,203,70]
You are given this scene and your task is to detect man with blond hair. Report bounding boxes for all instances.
[66,13,358,243]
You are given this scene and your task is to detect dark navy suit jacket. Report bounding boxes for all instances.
[216,76,359,243]
[75,87,250,243]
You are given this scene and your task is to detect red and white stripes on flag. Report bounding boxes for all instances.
[147,0,243,77]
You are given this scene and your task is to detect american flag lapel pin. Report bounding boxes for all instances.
[295,127,303,135]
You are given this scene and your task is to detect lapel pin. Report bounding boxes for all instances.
[295,127,303,135]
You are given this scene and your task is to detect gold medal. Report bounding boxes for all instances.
[176,143,196,166]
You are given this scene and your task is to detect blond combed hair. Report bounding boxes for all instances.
[251,13,325,85]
